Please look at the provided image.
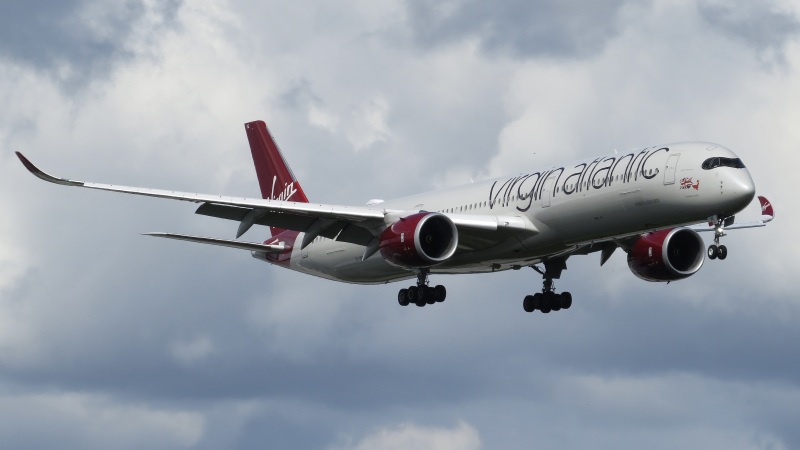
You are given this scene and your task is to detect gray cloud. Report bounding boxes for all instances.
[698,0,800,63]
[0,0,181,89]
[404,0,643,58]
[1,0,799,449]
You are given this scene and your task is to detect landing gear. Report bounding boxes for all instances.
[707,216,731,261]
[524,259,572,314]
[397,269,447,307]
[707,244,727,260]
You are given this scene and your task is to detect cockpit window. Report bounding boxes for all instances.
[701,157,746,170]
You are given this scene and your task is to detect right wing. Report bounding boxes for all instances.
[691,195,774,233]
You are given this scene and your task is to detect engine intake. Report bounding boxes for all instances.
[379,212,458,268]
[627,228,705,282]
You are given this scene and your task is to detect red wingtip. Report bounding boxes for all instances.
[758,196,774,222]
[16,151,84,186]
[16,151,38,174]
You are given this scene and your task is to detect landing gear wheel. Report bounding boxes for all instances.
[523,295,535,313]
[560,292,572,309]
[532,293,543,310]
[424,287,436,305]
[539,293,552,313]
[708,245,719,260]
[398,289,409,306]
[417,285,428,304]
[407,286,418,302]
[434,285,446,302]
[718,245,728,260]
[548,292,562,311]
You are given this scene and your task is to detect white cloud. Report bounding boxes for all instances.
[345,96,391,151]
[335,422,482,450]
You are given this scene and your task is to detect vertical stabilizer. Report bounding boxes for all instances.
[244,120,309,236]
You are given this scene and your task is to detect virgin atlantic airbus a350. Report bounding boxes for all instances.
[17,121,774,313]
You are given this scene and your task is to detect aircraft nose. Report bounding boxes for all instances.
[723,169,756,214]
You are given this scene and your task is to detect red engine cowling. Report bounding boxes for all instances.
[379,212,458,268]
[627,228,705,282]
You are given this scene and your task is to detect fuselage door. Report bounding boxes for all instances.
[663,153,681,185]
[541,174,557,207]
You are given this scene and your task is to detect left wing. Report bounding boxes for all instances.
[17,152,537,251]
[16,152,385,224]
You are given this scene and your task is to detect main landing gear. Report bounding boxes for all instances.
[707,216,732,260]
[523,260,572,314]
[398,269,447,307]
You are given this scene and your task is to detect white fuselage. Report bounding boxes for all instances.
[260,142,756,284]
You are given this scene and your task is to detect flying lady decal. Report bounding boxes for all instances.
[680,177,700,190]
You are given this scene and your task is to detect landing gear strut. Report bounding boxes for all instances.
[398,269,447,307]
[523,259,572,314]
[707,216,731,260]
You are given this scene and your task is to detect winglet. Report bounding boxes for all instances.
[16,152,85,187]
[758,196,774,223]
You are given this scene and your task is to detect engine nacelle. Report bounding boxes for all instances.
[379,212,458,268]
[627,228,705,282]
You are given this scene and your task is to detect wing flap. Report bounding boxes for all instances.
[195,203,319,232]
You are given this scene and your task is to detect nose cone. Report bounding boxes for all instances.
[722,169,756,216]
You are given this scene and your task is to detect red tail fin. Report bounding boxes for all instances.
[245,120,309,236]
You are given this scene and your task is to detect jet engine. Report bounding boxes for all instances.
[379,212,458,268]
[627,228,705,282]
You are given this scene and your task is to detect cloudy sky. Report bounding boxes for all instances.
[1,0,798,448]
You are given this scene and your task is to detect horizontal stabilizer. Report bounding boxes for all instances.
[144,232,286,253]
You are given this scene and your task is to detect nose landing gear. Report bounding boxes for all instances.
[707,216,732,260]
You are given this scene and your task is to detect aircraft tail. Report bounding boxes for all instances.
[245,120,309,236]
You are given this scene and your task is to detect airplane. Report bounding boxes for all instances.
[16,120,774,314]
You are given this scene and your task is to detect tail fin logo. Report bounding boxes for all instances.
[271,175,298,202]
